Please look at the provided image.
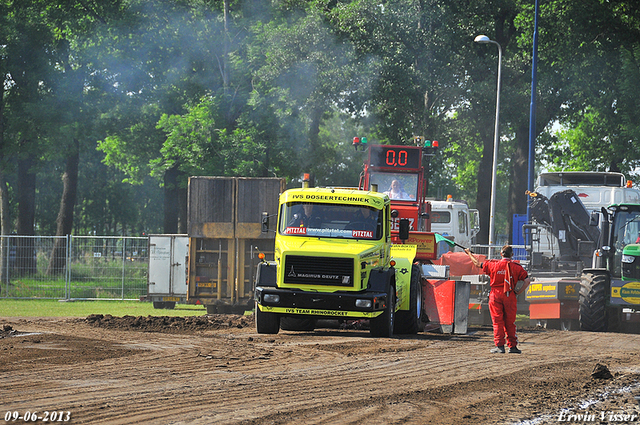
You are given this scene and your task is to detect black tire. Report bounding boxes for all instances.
[579,272,609,332]
[395,265,425,334]
[280,317,316,331]
[255,301,280,334]
[370,286,396,337]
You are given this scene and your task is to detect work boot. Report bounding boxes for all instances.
[509,346,521,354]
[490,345,505,354]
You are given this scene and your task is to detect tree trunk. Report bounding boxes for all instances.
[507,124,530,244]
[47,141,80,275]
[177,177,187,234]
[163,165,180,234]
[16,155,37,276]
[0,78,7,287]
[222,0,229,94]
[0,172,8,288]
[475,134,494,245]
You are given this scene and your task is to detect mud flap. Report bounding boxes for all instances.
[390,245,418,312]
[423,279,470,334]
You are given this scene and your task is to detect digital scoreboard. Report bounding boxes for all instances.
[368,146,421,170]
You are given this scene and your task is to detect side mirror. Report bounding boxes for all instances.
[399,218,410,241]
[589,211,600,226]
[261,211,269,233]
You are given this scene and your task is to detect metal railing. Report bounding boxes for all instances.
[0,235,529,301]
[470,244,528,261]
[0,235,148,300]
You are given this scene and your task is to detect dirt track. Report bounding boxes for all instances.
[1,315,640,425]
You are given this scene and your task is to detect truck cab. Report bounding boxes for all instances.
[255,186,425,336]
[430,198,480,254]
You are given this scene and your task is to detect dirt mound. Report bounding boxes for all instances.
[0,323,17,338]
[84,313,254,333]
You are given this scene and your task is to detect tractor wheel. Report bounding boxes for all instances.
[579,272,609,332]
[370,286,396,337]
[395,265,425,334]
[280,317,316,331]
[255,301,280,334]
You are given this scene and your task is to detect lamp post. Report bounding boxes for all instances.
[474,34,502,246]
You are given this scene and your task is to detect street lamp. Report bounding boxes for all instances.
[474,34,502,247]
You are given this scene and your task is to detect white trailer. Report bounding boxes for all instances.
[147,234,189,309]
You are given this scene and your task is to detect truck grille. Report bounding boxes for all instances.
[283,255,354,287]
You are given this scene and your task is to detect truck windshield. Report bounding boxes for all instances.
[370,173,418,201]
[611,209,640,276]
[279,202,383,240]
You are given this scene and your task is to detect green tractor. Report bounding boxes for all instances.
[580,204,640,332]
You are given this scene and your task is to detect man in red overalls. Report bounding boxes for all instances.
[465,245,530,353]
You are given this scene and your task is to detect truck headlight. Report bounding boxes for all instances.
[263,294,280,303]
[622,254,636,264]
[355,299,372,308]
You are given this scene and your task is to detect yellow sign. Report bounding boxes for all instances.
[613,281,640,305]
[405,234,436,256]
[162,297,180,302]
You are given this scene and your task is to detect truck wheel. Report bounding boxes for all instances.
[579,272,609,332]
[255,301,280,334]
[280,317,316,331]
[370,286,395,337]
[395,265,425,334]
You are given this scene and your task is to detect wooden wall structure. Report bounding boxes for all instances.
[187,177,285,313]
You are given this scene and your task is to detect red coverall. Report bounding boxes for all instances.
[482,259,528,348]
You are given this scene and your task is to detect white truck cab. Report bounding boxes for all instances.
[535,172,640,212]
[430,197,479,254]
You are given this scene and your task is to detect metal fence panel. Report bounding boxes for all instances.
[1,236,530,300]
[470,244,528,261]
[1,236,66,299]
[0,235,148,300]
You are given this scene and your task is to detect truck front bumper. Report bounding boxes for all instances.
[255,286,388,319]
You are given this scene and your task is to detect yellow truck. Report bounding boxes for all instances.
[254,186,425,336]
